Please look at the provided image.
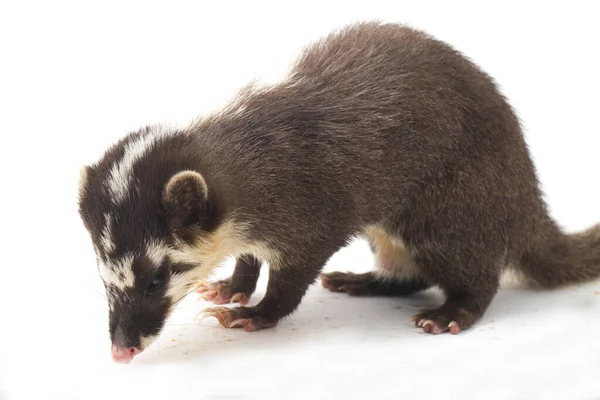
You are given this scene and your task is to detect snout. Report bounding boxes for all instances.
[111,345,142,364]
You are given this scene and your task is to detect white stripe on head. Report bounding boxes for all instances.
[100,213,116,255]
[99,253,136,290]
[146,240,169,268]
[99,240,168,294]
[107,125,172,204]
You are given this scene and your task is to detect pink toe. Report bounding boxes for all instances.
[244,320,260,332]
[448,321,461,334]
[213,293,231,304]
[201,290,218,301]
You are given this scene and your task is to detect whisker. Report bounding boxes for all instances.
[89,284,108,301]
[154,337,161,355]
[168,272,266,309]
[213,307,229,328]
[170,275,230,306]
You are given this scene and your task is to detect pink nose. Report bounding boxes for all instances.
[111,345,142,364]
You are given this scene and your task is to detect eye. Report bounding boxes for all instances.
[147,274,164,291]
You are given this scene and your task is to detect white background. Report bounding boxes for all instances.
[1,1,599,399]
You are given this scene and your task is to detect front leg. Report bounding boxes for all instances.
[204,254,326,332]
[197,255,261,304]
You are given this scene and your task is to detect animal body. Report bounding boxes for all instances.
[78,22,600,363]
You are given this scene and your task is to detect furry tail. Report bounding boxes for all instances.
[520,221,600,288]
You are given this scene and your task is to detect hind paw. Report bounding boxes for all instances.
[412,306,475,335]
[320,272,374,295]
[412,315,461,335]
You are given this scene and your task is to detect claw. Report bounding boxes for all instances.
[204,306,229,314]
[414,317,444,334]
[229,318,249,328]
[422,320,440,334]
[195,312,216,324]
[201,306,231,326]
[200,309,220,318]
[195,307,223,324]
[197,306,279,332]
[230,293,249,305]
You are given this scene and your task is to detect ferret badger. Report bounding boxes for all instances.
[78,22,600,363]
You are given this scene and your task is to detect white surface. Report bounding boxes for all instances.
[1,1,599,399]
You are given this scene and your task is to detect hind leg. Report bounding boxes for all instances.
[413,288,497,334]
[321,226,431,296]
[412,250,501,334]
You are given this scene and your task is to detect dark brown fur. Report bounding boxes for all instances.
[81,22,600,339]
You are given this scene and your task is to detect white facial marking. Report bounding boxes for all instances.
[99,253,136,290]
[146,240,168,268]
[139,334,157,351]
[106,125,171,204]
[100,213,116,255]
[166,269,205,300]
[99,240,169,292]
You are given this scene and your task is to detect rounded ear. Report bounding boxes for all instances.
[79,165,90,194]
[163,170,208,227]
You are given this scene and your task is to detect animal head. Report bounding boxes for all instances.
[78,126,240,363]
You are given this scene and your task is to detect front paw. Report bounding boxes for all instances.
[202,306,278,332]
[196,279,251,305]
